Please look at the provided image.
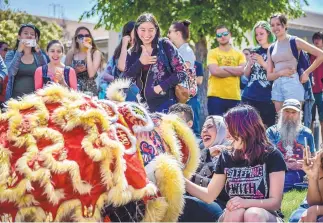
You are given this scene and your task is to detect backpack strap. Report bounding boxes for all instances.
[63,66,70,87]
[289,36,299,60]
[158,38,172,74]
[269,42,275,56]
[42,64,50,87]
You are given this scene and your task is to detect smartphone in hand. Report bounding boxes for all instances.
[22,39,37,47]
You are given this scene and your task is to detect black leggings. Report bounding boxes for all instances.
[242,97,276,128]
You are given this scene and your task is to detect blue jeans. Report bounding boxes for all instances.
[207,96,240,116]
[289,199,309,222]
[187,96,201,137]
[284,170,306,193]
[178,196,224,222]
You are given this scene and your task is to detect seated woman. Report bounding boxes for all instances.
[185,105,287,222]
[289,151,323,222]
[179,115,230,222]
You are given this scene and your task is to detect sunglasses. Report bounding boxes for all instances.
[216,31,230,38]
[77,34,91,40]
[2,48,8,52]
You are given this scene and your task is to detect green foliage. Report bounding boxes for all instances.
[81,0,308,46]
[0,9,63,49]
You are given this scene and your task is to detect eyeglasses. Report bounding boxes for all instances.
[216,31,230,38]
[77,34,91,40]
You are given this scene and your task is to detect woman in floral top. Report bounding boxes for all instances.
[124,13,187,113]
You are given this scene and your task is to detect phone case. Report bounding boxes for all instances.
[23,39,37,47]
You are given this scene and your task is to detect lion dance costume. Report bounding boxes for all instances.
[0,82,199,222]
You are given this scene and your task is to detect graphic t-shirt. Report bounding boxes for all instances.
[242,47,272,102]
[266,125,315,160]
[207,47,246,100]
[215,149,286,199]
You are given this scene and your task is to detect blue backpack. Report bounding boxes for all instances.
[41,64,71,87]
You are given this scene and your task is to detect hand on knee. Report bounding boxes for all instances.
[244,207,267,222]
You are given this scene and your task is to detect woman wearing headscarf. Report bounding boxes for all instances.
[179,115,229,222]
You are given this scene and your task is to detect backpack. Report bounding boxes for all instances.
[158,38,197,103]
[41,64,71,87]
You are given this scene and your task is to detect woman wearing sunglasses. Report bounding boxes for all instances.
[65,26,104,96]
[4,24,46,101]
[0,41,9,59]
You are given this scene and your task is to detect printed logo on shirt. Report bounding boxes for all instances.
[217,55,236,66]
[224,164,268,199]
[276,140,304,160]
[247,53,270,88]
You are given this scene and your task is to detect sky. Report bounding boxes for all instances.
[5,0,323,24]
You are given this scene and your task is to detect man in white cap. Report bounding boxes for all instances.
[267,99,315,192]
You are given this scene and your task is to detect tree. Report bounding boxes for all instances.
[0,9,63,50]
[81,0,308,123]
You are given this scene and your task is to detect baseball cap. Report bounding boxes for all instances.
[282,99,301,112]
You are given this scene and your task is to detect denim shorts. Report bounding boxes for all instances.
[271,73,305,102]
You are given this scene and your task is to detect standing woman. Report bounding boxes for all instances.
[99,21,138,100]
[65,26,103,96]
[242,21,276,127]
[267,13,323,112]
[124,13,187,113]
[167,20,201,136]
[185,105,287,222]
[5,24,46,100]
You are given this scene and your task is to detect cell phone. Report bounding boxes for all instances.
[22,39,37,47]
[304,137,309,165]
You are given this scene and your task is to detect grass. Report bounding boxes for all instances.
[281,189,307,221]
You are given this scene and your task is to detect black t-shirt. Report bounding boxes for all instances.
[215,148,287,200]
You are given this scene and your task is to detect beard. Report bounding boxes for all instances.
[277,114,301,147]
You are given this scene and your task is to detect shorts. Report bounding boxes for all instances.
[271,73,304,102]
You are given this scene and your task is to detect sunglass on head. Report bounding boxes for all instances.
[20,23,36,29]
[77,34,91,39]
[216,31,230,38]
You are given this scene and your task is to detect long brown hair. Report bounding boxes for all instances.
[224,104,273,165]
[69,26,104,69]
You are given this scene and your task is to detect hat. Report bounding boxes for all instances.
[282,99,301,112]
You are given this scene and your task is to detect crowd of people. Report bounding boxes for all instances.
[1,11,323,222]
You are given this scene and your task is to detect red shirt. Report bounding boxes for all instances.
[310,54,323,93]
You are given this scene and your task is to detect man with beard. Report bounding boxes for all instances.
[206,25,246,115]
[266,99,315,192]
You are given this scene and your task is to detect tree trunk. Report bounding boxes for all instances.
[194,36,208,126]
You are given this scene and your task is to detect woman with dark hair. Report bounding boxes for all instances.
[34,40,77,90]
[98,21,139,100]
[65,26,104,96]
[242,21,276,127]
[124,13,187,113]
[185,104,287,222]
[267,13,323,112]
[4,24,46,100]
[167,20,201,136]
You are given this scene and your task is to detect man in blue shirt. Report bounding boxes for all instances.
[267,99,315,192]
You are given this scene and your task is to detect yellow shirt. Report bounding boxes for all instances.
[207,47,246,100]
